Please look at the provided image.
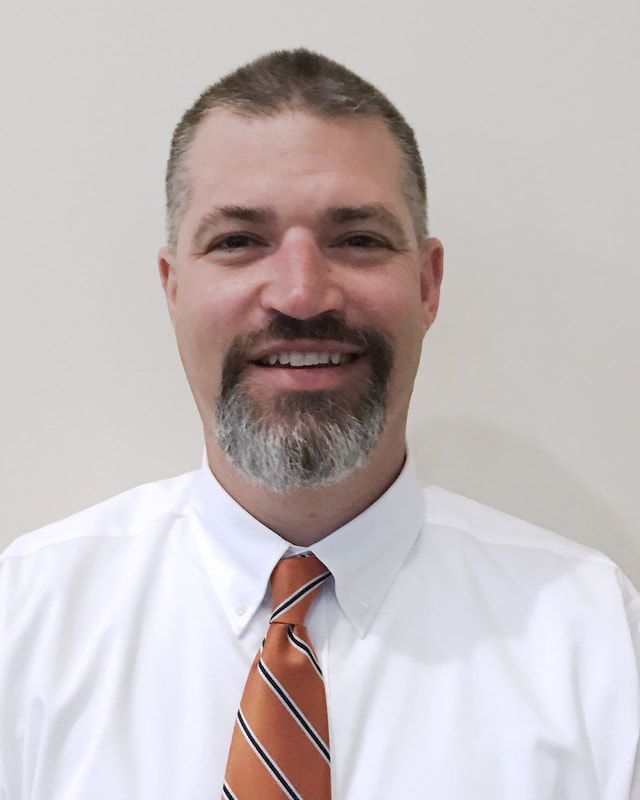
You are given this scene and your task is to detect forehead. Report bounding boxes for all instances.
[182,109,409,232]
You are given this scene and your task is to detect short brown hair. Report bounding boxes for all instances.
[165,48,428,249]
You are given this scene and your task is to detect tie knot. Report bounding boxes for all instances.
[269,555,330,626]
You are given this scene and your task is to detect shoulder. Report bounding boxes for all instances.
[424,484,608,562]
[0,469,203,646]
[422,485,640,621]
[1,469,199,563]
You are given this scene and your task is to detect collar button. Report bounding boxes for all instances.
[235,602,247,616]
[355,601,369,616]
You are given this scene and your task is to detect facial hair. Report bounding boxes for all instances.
[214,313,393,493]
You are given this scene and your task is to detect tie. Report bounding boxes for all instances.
[222,555,332,800]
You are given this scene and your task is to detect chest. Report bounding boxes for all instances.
[8,595,603,800]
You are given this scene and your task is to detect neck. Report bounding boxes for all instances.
[203,430,407,546]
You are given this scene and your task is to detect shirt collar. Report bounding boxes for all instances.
[187,452,425,638]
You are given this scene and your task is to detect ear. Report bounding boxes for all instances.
[158,246,178,327]
[419,237,444,335]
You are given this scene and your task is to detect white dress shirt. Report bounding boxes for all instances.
[1,456,639,799]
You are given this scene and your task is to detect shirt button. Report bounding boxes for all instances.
[235,602,247,616]
[355,601,369,616]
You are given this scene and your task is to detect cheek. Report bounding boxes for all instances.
[174,280,235,347]
[172,297,228,394]
[367,286,425,385]
[361,278,424,342]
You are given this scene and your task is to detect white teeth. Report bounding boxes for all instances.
[259,351,354,367]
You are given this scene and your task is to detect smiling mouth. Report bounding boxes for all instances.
[252,351,362,368]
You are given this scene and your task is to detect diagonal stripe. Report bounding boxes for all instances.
[237,710,302,800]
[222,783,238,800]
[270,571,330,622]
[224,556,331,799]
[238,672,330,795]
[258,658,330,763]
[287,625,323,677]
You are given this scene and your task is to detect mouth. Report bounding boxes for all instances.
[251,350,361,368]
[247,342,366,390]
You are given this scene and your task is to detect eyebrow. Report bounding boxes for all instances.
[192,203,410,249]
[326,204,409,247]
[193,206,276,247]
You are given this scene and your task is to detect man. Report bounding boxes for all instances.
[1,49,638,799]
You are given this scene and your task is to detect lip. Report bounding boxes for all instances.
[246,355,366,391]
[249,339,365,362]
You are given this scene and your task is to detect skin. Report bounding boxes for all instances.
[159,108,443,545]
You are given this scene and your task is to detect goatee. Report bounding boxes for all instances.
[214,313,393,493]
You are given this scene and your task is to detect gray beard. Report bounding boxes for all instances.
[213,317,392,493]
[215,379,387,493]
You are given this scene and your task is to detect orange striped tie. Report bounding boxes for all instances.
[222,555,332,799]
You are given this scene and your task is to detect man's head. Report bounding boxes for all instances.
[165,49,429,253]
[159,50,443,494]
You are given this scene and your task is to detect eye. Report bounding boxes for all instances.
[337,234,390,250]
[208,233,263,252]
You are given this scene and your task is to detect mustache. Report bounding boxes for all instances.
[220,312,392,395]
[260,312,370,349]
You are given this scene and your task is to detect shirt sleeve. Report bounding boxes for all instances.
[620,571,640,800]
[0,554,26,800]
[0,557,11,799]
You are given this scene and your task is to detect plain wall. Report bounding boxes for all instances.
[1,0,638,587]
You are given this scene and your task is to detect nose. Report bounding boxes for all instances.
[259,228,345,320]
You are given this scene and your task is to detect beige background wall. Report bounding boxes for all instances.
[1,0,638,587]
